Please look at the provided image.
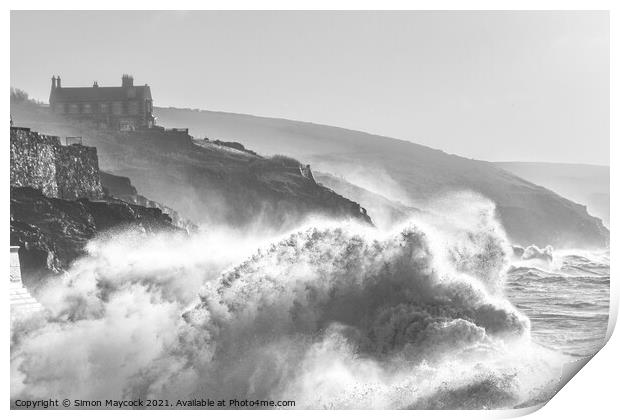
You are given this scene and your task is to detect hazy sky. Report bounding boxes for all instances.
[11,11,609,165]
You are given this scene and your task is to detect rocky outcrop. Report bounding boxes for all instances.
[10,187,180,288]
[211,139,258,155]
[315,172,421,228]
[10,127,104,200]
[11,124,194,232]
[99,171,138,196]
[100,171,198,231]
[9,123,197,287]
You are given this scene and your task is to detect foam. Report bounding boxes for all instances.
[11,196,565,409]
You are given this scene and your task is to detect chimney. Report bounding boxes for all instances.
[93,81,99,88]
[56,76,61,88]
[121,74,134,88]
[51,76,56,90]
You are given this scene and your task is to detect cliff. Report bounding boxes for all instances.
[315,172,421,229]
[9,124,189,286]
[10,98,373,230]
[107,132,372,227]
[100,171,198,232]
[10,127,104,200]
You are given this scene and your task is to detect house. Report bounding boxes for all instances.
[49,74,155,131]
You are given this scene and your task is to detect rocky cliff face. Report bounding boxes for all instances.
[100,171,198,232]
[10,187,180,288]
[10,127,104,200]
[315,172,421,229]
[101,129,373,228]
[9,124,190,287]
[9,112,373,289]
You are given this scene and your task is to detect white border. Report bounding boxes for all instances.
[4,2,617,419]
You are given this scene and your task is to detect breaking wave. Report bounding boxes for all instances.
[11,196,564,409]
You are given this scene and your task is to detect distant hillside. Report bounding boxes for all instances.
[11,98,371,231]
[495,162,609,228]
[153,106,608,248]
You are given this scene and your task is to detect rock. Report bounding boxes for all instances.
[100,171,198,232]
[10,186,180,288]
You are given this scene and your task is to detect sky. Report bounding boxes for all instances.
[10,11,609,165]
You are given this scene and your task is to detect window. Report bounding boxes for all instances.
[128,101,139,115]
[100,103,109,114]
[68,103,79,114]
[112,102,123,115]
[82,104,92,114]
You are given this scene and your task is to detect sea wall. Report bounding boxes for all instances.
[10,127,104,200]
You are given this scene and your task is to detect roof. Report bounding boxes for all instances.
[50,85,152,103]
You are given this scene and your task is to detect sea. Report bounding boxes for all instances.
[506,249,610,358]
[10,211,613,409]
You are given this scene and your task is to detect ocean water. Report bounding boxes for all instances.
[506,250,610,359]
[10,200,612,410]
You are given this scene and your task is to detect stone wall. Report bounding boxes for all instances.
[10,127,104,200]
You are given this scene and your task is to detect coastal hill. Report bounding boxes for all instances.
[10,95,372,232]
[496,162,609,229]
[153,107,609,248]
